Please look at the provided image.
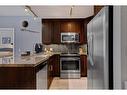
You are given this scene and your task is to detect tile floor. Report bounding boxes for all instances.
[49,77,87,90]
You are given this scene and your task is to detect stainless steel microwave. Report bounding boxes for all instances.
[61,32,79,43]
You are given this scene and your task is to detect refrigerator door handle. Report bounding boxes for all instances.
[88,55,94,66]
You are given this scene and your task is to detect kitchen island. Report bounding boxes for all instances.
[0,53,53,89]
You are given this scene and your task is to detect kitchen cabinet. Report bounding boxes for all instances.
[42,20,60,44]
[60,20,83,44]
[60,20,82,33]
[80,55,87,77]
[0,67,36,89]
[47,54,60,89]
[52,54,60,77]
[42,18,94,44]
[80,21,85,44]
[52,21,61,44]
[94,6,104,15]
[48,56,54,89]
[42,20,53,44]
[0,59,49,89]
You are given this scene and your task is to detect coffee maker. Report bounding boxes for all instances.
[35,43,42,53]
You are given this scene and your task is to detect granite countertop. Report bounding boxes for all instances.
[0,52,87,67]
[0,53,54,67]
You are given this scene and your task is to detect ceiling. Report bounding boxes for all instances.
[0,6,94,18]
[0,6,34,16]
[30,6,94,18]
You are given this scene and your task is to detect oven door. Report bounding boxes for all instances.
[60,57,80,78]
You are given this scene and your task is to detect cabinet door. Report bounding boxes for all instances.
[48,58,53,89]
[80,55,87,77]
[60,21,70,32]
[72,21,82,33]
[60,21,81,33]
[80,21,85,44]
[53,21,61,44]
[42,20,53,44]
[53,54,60,77]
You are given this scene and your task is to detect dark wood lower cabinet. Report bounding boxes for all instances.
[48,56,54,89]
[80,55,87,77]
[0,61,48,89]
[0,67,36,89]
[53,54,60,77]
[47,54,60,89]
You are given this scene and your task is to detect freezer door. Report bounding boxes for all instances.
[92,7,109,89]
[87,7,109,89]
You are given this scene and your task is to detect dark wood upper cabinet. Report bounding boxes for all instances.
[53,21,61,44]
[42,20,53,45]
[60,21,81,33]
[42,20,61,44]
[60,20,83,44]
[94,6,104,15]
[42,18,93,45]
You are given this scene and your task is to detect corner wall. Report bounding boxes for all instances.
[0,16,42,58]
[113,6,122,89]
[120,6,127,89]
[113,6,127,89]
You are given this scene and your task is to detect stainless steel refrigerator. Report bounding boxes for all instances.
[87,6,113,89]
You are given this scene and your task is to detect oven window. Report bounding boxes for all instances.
[61,60,79,70]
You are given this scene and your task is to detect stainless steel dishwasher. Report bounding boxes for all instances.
[36,61,47,89]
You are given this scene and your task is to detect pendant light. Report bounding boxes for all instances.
[25,6,38,19]
[70,5,75,16]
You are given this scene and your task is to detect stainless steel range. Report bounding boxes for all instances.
[60,53,80,79]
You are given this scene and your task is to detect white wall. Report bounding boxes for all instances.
[113,6,122,89]
[120,6,127,89]
[114,6,127,89]
[0,16,42,58]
